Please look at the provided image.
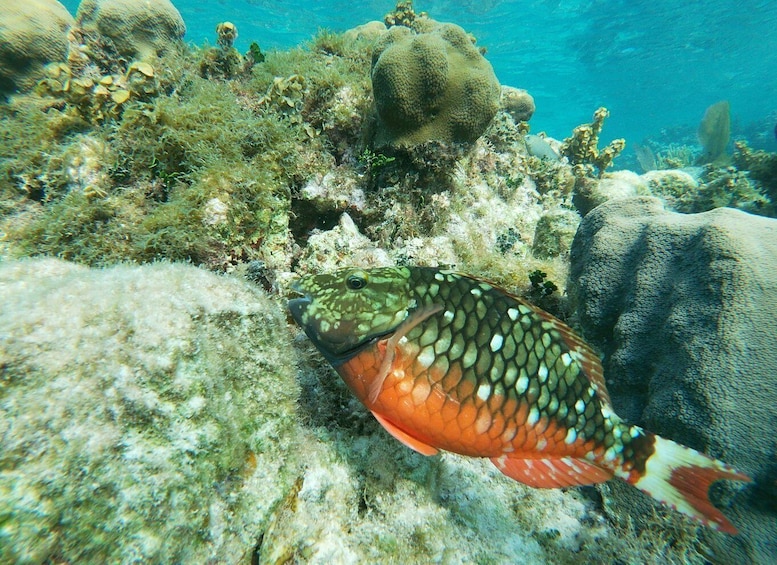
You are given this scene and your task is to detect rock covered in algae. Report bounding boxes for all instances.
[570,197,776,564]
[0,0,74,94]
[370,21,501,147]
[0,259,301,564]
[501,85,535,123]
[75,0,186,61]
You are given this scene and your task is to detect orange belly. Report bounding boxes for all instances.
[336,340,603,461]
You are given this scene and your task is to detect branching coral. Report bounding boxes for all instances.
[384,1,426,28]
[199,22,244,79]
[561,107,625,178]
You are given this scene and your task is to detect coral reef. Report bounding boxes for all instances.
[0,259,301,563]
[570,197,776,564]
[74,0,186,62]
[370,21,501,147]
[36,59,157,124]
[383,1,427,28]
[1,10,772,560]
[733,140,777,202]
[0,0,74,95]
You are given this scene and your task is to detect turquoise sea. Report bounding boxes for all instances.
[2,1,776,563]
[58,0,777,150]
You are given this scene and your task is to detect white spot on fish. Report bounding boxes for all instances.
[475,412,491,434]
[477,383,491,401]
[516,374,529,395]
[575,399,586,414]
[435,272,445,281]
[561,352,573,366]
[490,334,504,352]
[537,438,547,451]
[537,364,548,382]
[320,320,331,332]
[470,287,482,297]
[527,406,539,426]
[564,428,577,445]
[507,308,519,321]
[443,310,454,322]
[418,346,435,368]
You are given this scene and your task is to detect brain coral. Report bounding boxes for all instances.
[570,197,776,564]
[0,0,74,94]
[75,0,186,61]
[370,22,500,147]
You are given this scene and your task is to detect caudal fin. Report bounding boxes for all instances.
[629,432,750,534]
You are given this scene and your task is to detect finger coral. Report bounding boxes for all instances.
[561,107,625,178]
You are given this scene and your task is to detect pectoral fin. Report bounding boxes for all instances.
[371,411,439,456]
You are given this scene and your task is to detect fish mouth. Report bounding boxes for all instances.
[287,283,388,365]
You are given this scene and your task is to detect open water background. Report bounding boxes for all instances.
[59,0,777,148]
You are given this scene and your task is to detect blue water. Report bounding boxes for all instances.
[59,0,777,149]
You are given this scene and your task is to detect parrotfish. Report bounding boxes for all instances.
[288,267,750,533]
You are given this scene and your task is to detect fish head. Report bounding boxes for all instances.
[288,267,414,363]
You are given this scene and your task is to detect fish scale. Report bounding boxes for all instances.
[289,266,750,533]
[401,268,617,457]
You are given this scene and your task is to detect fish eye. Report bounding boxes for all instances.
[346,274,367,290]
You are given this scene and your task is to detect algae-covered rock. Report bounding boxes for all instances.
[0,259,301,564]
[0,0,74,95]
[75,0,186,61]
[501,85,535,123]
[569,197,777,564]
[370,22,500,147]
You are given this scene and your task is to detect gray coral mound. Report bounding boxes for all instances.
[0,259,300,564]
[570,197,777,564]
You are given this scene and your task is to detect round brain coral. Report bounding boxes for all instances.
[75,0,185,61]
[0,0,74,95]
[370,22,500,147]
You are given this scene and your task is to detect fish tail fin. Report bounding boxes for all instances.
[625,430,750,534]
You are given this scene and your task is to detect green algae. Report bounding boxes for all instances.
[0,30,373,269]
